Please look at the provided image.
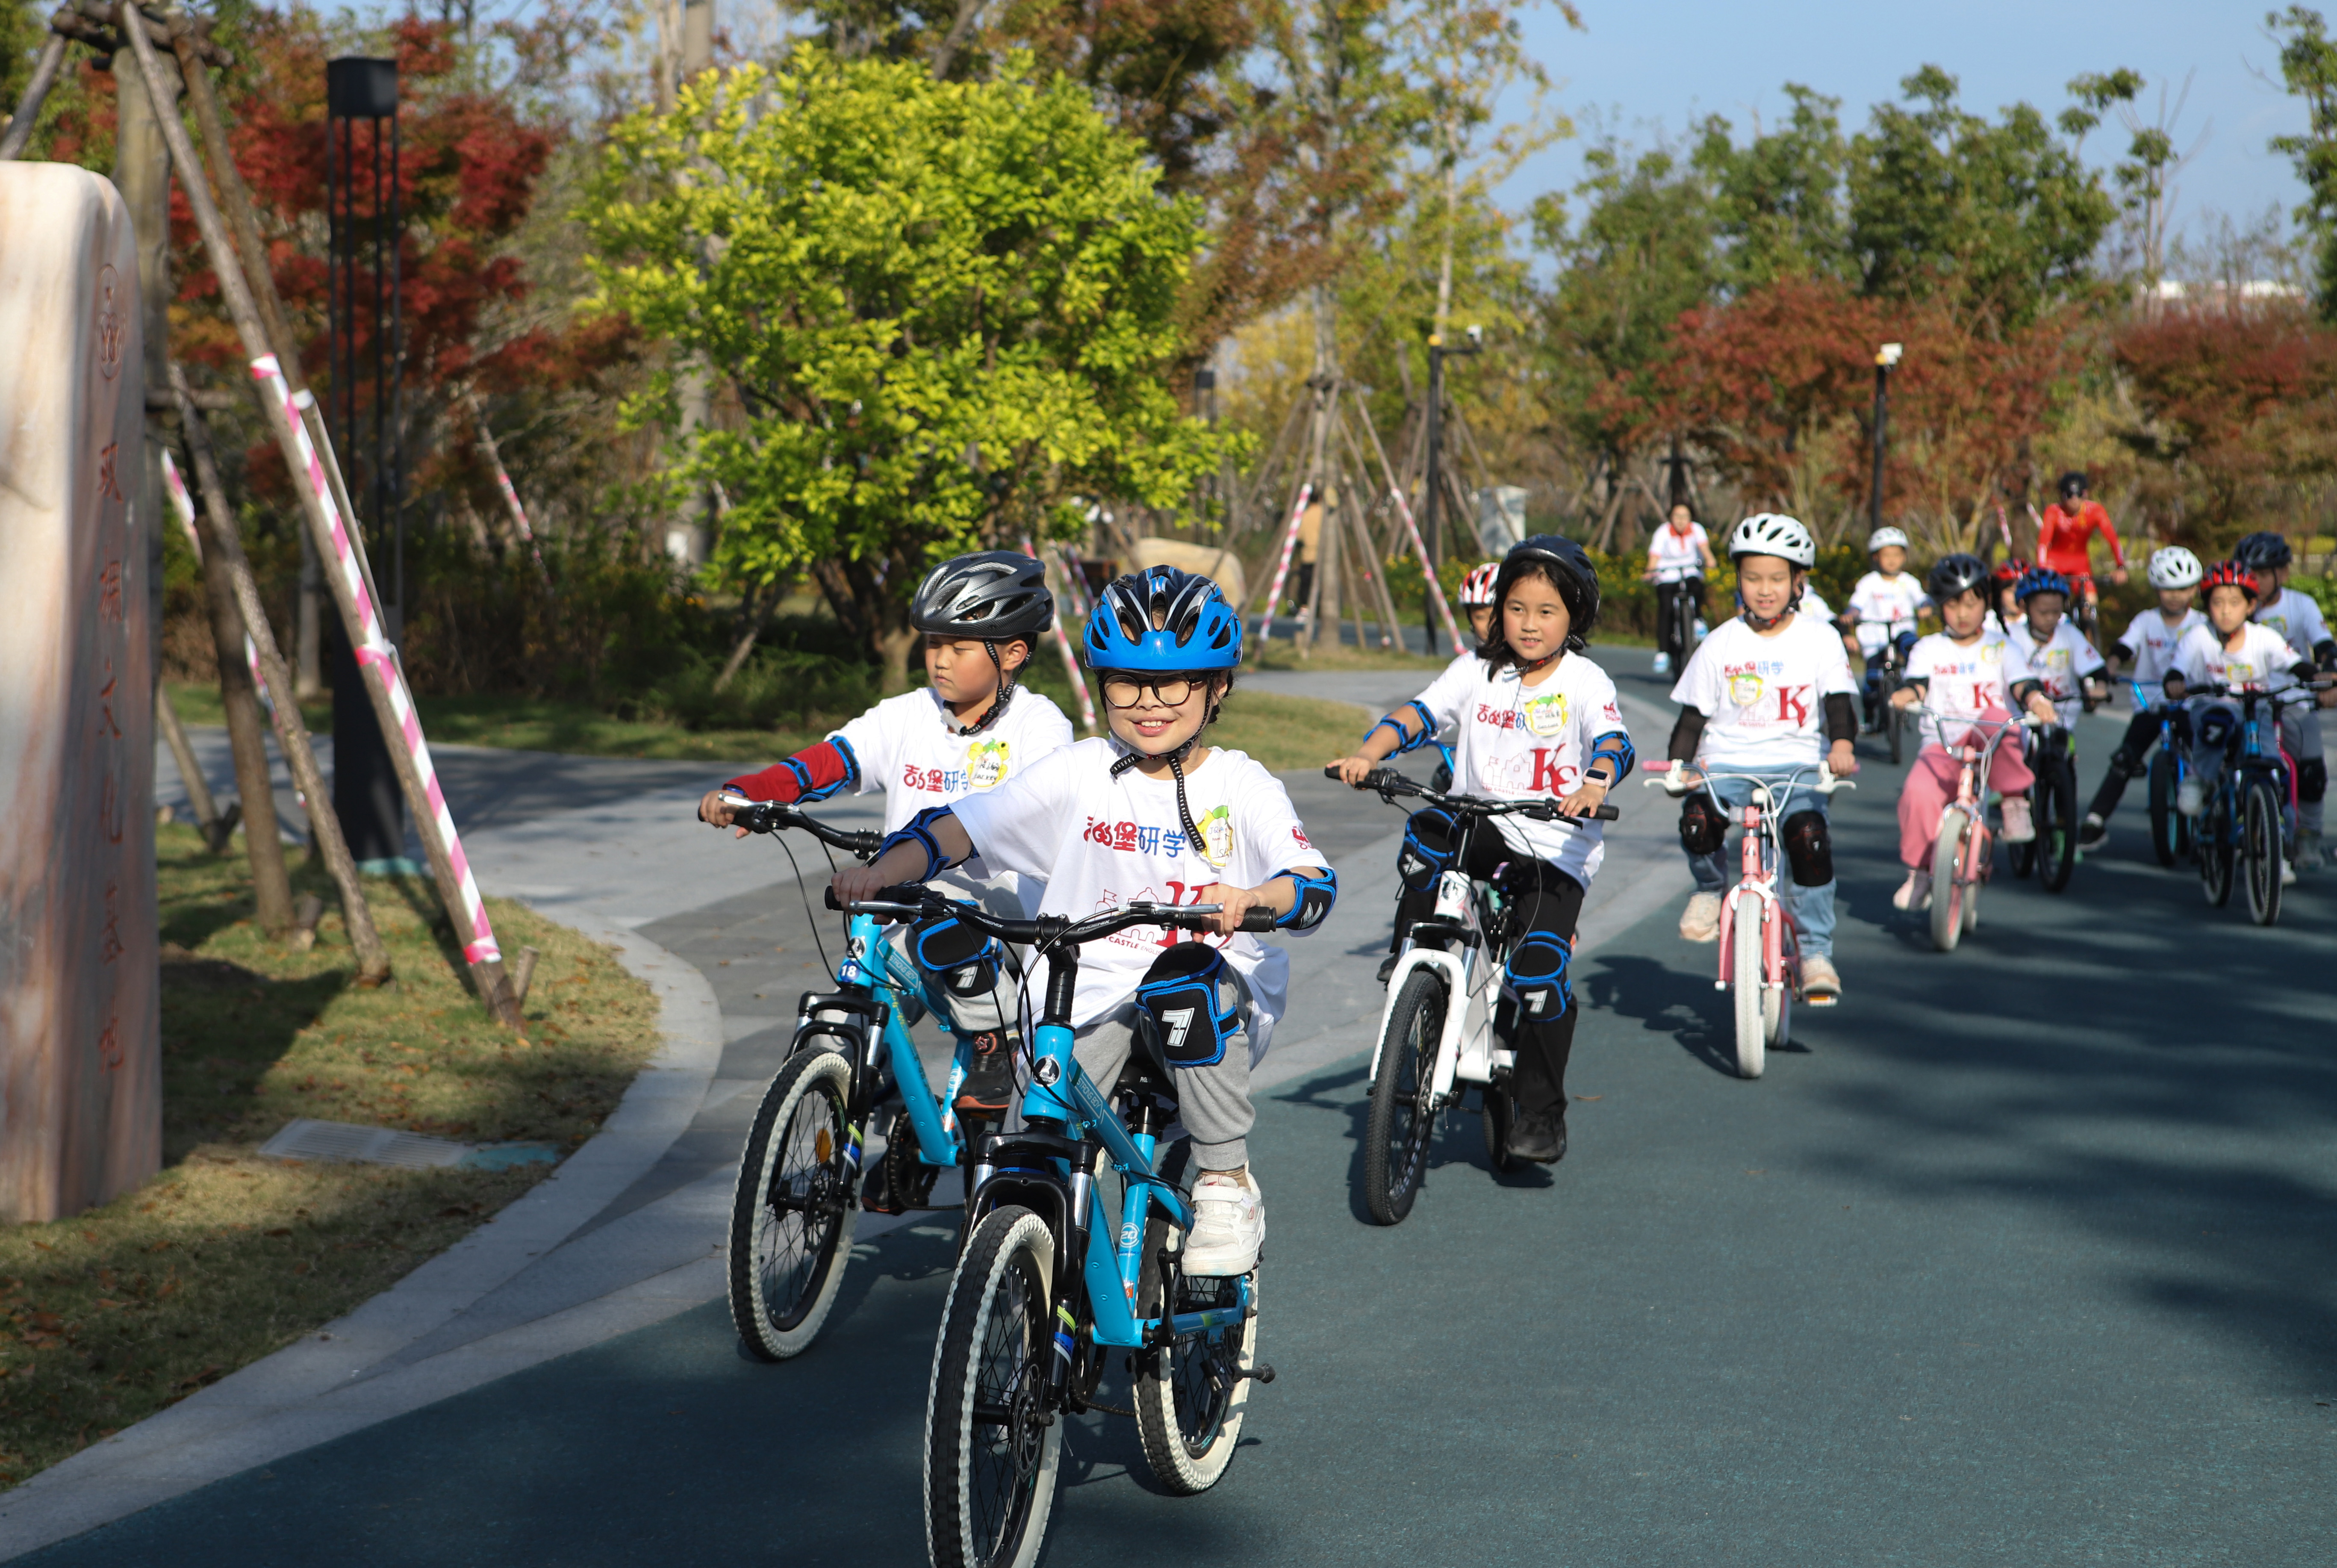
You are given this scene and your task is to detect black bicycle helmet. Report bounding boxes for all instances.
[2234,530,2293,574]
[1928,552,1990,601]
[910,551,1055,641]
[2057,471,2088,501]
[1490,534,1602,654]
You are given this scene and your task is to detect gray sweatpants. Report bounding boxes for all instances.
[2282,704,2326,836]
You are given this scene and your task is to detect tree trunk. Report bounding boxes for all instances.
[878,624,919,694]
[195,521,294,935]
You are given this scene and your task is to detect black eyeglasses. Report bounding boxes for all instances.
[1099,674,1206,709]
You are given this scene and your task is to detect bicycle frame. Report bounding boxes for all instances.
[1668,764,1836,999]
[2193,687,2306,844]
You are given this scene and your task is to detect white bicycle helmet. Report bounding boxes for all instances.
[2147,545,2204,590]
[1459,562,1500,608]
[1728,513,1817,569]
[1866,526,1910,553]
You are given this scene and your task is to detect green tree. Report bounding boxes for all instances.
[1693,83,1851,294]
[584,46,1221,685]
[1846,65,2115,331]
[2269,6,2337,320]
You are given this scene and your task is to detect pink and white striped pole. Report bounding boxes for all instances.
[1250,482,1313,659]
[1018,536,1099,734]
[162,451,271,713]
[1385,482,1467,656]
[250,353,507,976]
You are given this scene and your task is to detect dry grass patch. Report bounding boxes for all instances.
[0,825,660,1489]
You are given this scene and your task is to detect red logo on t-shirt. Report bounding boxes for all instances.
[1774,685,1811,725]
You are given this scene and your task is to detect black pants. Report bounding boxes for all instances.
[1392,814,1588,1119]
[1656,579,1704,664]
[2088,707,2186,819]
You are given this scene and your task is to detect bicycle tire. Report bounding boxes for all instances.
[1963,822,1986,933]
[2039,760,2078,893]
[925,1207,1061,1568]
[2245,777,2284,926]
[728,1047,858,1362]
[1133,1213,1257,1495]
[1731,906,1765,1079]
[1362,970,1443,1224]
[1929,812,1966,953]
[1481,1088,1519,1174]
[2147,750,2179,868]
[1886,701,1904,766]
[1763,916,1796,1049]
[2199,790,2235,907]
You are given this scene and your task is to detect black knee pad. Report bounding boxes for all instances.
[1782,810,1833,887]
[1134,944,1240,1068]
[1679,793,1727,857]
[2109,746,2147,780]
[2301,757,2328,804]
[910,912,1003,1000]
[1399,807,1459,894]
[1504,928,1573,1024]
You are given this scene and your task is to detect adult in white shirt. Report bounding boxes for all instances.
[701,553,1075,1113]
[1665,514,1859,1004]
[2082,546,2204,846]
[1643,502,1718,677]
[2238,531,2337,864]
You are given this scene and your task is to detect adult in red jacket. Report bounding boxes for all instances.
[2035,472,2128,633]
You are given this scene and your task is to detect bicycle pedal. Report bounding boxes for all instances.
[1247,1362,1277,1385]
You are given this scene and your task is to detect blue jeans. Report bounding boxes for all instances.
[1686,769,1837,958]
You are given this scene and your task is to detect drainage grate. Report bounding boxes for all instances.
[259,1118,472,1170]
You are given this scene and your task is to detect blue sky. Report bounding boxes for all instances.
[1501,0,2309,255]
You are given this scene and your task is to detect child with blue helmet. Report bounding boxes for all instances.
[833,566,1334,1278]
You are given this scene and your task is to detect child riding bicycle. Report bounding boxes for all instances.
[2080,546,2205,848]
[2237,531,2337,869]
[1838,525,1933,722]
[699,552,1074,1115]
[1329,535,1633,1165]
[1668,513,1859,1005]
[1887,554,2055,912]
[1644,501,1717,678]
[2004,567,2109,726]
[831,565,1334,1279]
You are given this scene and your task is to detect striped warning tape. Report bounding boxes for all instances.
[250,353,503,967]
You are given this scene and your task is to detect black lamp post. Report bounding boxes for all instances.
[1869,341,1902,537]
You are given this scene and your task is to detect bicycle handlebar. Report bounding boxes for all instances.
[823,884,1276,938]
[1639,758,1854,799]
[1324,765,1621,822]
[719,794,885,858]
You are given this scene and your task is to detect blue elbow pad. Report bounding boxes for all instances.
[876,805,965,883]
[1588,730,1636,784]
[1364,701,1439,757]
[1278,864,1337,931]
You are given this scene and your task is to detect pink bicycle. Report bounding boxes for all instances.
[1902,705,2030,953]
[1646,760,1851,1079]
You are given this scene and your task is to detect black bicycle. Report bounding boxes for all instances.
[1856,624,1915,765]
[1656,575,1703,672]
[2008,723,2080,893]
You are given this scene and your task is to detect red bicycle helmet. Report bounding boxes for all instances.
[2200,559,2259,598]
[1992,556,2031,587]
[1459,562,1501,608]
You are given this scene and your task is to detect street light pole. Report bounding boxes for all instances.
[1870,341,1902,536]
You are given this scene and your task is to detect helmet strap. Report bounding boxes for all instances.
[958,640,1017,736]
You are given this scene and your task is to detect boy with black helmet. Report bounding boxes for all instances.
[700,551,1074,1114]
[1665,514,1859,1004]
[2238,530,2337,867]
[1329,534,1634,1165]
[834,564,1335,1278]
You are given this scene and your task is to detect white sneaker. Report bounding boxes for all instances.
[2299,829,2325,871]
[1893,870,1931,911]
[1181,1170,1263,1277]
[2281,858,2299,887]
[1693,619,1709,638]
[1652,651,1671,676]
[2176,778,2204,817]
[1678,890,1722,943]
[2001,796,2035,843]
[1801,953,1842,1005]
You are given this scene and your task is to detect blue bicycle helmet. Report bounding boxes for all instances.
[2014,566,2071,604]
[1084,566,1243,672]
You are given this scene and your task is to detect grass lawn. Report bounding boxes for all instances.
[0,826,660,1489]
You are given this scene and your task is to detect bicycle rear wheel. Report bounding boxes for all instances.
[1731,906,1765,1079]
[2039,760,2079,892]
[2147,751,2179,868]
[2244,777,2284,926]
[1928,813,1967,952]
[1763,916,1795,1048]
[1886,700,1904,766]
[1481,1087,1519,1174]
[925,1207,1060,1568]
[2199,791,2235,907]
[1362,969,1443,1224]
[728,1047,857,1361]
[1133,1214,1258,1495]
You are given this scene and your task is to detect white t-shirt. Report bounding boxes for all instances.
[2116,607,2205,687]
[1408,652,1630,882]
[1846,570,1932,654]
[1647,524,1708,584]
[1798,586,1833,619]
[2253,587,2331,663]
[1671,613,1857,772]
[948,739,1323,1049]
[2172,623,2302,695]
[2005,619,2107,725]
[1905,626,2033,750]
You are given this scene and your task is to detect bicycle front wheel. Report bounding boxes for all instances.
[2244,777,2284,926]
[2199,791,2235,907]
[728,1046,858,1361]
[1134,1214,1258,1495]
[1763,917,1796,1049]
[2148,751,2180,867]
[1731,905,1765,1079]
[1886,700,1904,765]
[1929,812,1967,952]
[2039,761,2078,892]
[1362,969,1444,1223]
[925,1207,1061,1568]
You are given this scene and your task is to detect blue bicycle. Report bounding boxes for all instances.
[720,799,1007,1361]
[2137,683,2193,869]
[836,888,1277,1568]
[2187,683,2325,926]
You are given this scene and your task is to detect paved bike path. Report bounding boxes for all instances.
[37,672,2337,1563]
